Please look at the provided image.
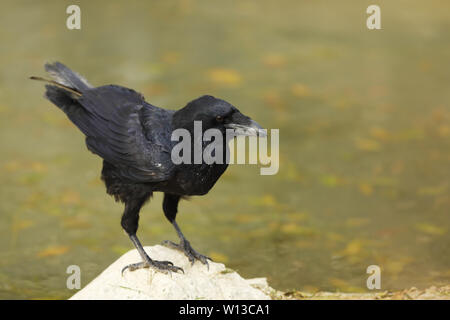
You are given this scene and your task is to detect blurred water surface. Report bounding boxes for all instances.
[0,1,449,298]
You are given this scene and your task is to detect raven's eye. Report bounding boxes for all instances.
[216,115,224,123]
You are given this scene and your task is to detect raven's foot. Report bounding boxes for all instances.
[121,258,184,276]
[162,239,212,268]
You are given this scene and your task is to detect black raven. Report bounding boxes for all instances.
[31,62,265,274]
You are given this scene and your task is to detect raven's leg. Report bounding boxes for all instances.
[161,193,212,267]
[121,195,184,275]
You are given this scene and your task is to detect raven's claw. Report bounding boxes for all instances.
[162,239,212,269]
[121,258,184,276]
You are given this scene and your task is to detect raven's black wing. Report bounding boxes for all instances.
[78,85,175,182]
[36,62,175,182]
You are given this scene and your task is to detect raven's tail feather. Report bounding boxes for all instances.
[44,62,92,92]
[30,61,92,96]
[29,76,82,97]
[30,62,95,138]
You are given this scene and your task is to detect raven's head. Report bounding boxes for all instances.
[173,95,266,137]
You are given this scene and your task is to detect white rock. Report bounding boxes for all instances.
[70,245,273,300]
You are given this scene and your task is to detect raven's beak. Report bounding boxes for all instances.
[225,112,267,137]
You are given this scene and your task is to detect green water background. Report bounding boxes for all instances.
[0,0,449,299]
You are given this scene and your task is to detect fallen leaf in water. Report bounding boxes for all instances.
[419,60,432,72]
[339,239,364,256]
[415,223,446,236]
[11,219,34,233]
[355,138,381,151]
[88,177,102,186]
[320,174,341,187]
[161,51,180,64]
[261,53,286,68]
[30,162,47,173]
[431,107,448,123]
[286,212,309,222]
[328,278,365,292]
[433,195,449,209]
[370,127,390,141]
[144,83,167,96]
[328,278,349,289]
[280,223,300,234]
[302,285,319,293]
[37,245,70,258]
[390,161,404,175]
[62,216,91,229]
[247,228,269,238]
[250,194,279,207]
[19,172,44,185]
[417,184,447,196]
[61,190,80,205]
[280,223,317,237]
[282,162,303,181]
[326,232,345,242]
[394,129,424,142]
[263,89,285,112]
[437,125,450,137]
[295,240,315,248]
[384,257,413,277]
[358,183,373,196]
[346,218,370,228]
[3,160,22,172]
[291,83,311,97]
[207,68,241,86]
[368,85,388,98]
[233,214,257,223]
